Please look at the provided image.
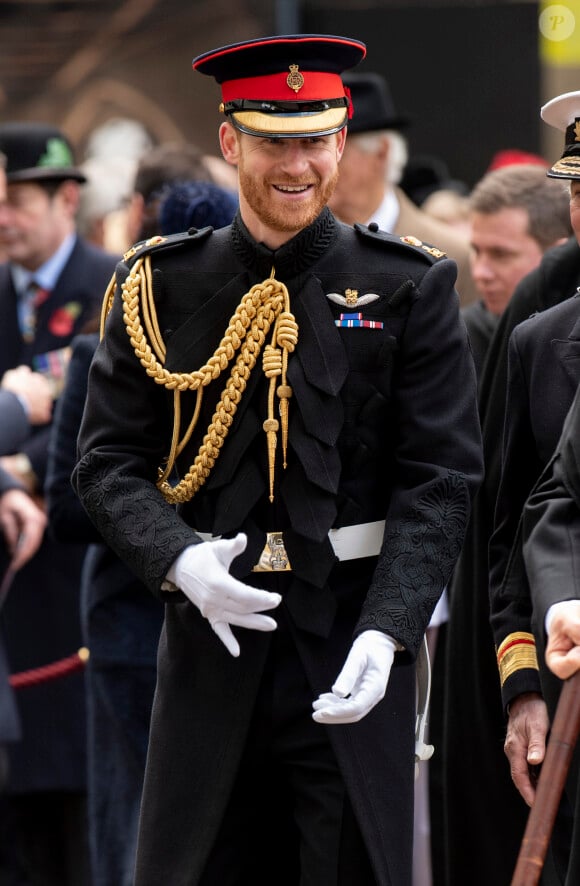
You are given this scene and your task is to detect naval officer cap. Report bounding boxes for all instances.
[192,34,366,138]
[541,90,580,181]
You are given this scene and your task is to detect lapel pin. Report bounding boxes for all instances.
[326,290,379,307]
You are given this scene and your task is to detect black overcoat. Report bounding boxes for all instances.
[490,294,580,705]
[523,376,580,885]
[442,237,580,886]
[74,210,482,886]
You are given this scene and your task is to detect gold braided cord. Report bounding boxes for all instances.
[262,307,298,501]
[118,254,296,503]
[277,311,298,467]
[122,257,284,391]
[157,388,183,487]
[141,257,166,362]
[175,388,204,457]
[100,272,118,339]
[159,305,282,502]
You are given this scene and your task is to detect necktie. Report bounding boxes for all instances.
[19,282,49,343]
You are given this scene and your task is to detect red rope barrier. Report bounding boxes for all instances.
[9,647,90,689]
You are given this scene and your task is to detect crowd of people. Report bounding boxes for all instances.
[0,28,579,886]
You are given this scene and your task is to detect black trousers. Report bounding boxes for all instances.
[0,791,91,886]
[199,614,376,886]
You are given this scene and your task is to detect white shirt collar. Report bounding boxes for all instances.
[11,232,77,297]
[366,189,399,233]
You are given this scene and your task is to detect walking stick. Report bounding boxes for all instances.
[511,669,580,886]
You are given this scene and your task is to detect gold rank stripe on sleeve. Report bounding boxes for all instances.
[496,632,539,687]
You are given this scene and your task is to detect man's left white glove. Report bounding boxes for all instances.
[312,629,397,725]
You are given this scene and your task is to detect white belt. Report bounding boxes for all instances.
[329,520,385,561]
[195,521,385,572]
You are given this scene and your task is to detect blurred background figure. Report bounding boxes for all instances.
[462,163,571,379]
[45,166,238,886]
[330,71,479,305]
[400,153,471,238]
[77,118,154,254]
[202,153,240,192]
[421,189,471,238]
[0,136,47,807]
[487,147,550,172]
[0,365,53,455]
[125,141,214,244]
[0,470,47,791]
[158,178,238,234]
[0,120,117,886]
[399,152,468,209]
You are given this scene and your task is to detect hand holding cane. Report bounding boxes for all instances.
[511,669,580,886]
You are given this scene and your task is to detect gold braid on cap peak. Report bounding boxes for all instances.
[101,255,298,504]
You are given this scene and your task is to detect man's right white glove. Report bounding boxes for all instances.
[169,533,281,657]
[312,629,397,724]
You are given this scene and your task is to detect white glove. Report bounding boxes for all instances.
[312,629,396,725]
[170,533,281,657]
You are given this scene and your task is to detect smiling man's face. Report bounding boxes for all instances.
[220,123,346,249]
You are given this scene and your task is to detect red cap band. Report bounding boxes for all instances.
[221,71,346,103]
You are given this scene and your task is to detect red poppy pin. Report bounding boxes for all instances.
[48,301,82,337]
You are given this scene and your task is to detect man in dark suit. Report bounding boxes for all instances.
[462,162,571,379]
[73,34,483,885]
[0,153,48,794]
[0,122,117,885]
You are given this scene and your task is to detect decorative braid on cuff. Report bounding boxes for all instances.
[356,470,470,658]
[74,452,196,594]
[497,632,539,687]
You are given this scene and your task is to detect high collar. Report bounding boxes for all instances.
[230,207,338,279]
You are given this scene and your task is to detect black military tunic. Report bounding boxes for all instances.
[74,208,483,886]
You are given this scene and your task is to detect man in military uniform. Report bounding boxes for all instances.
[73,34,483,886]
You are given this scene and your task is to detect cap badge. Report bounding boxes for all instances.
[287,64,305,94]
[37,137,74,169]
[574,120,580,142]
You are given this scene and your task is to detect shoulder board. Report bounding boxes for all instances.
[122,227,213,267]
[354,222,447,264]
